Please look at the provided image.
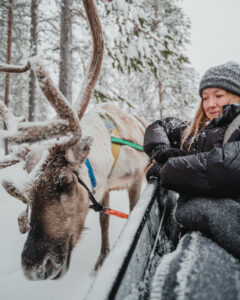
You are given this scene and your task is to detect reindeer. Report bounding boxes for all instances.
[0,0,148,280]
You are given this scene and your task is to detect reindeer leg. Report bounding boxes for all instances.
[94,192,110,271]
[128,171,143,211]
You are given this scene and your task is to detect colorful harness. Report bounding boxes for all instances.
[81,115,144,219]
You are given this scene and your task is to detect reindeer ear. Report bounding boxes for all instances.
[66,136,93,166]
[2,179,28,204]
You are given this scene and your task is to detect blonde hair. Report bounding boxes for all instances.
[181,92,240,150]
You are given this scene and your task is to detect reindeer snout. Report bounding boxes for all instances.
[21,234,69,280]
[22,247,61,280]
[22,236,45,268]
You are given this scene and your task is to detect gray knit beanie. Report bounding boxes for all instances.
[199,61,240,98]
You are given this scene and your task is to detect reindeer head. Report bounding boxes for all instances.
[24,139,94,279]
[3,137,93,279]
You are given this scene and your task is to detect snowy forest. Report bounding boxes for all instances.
[0,0,199,130]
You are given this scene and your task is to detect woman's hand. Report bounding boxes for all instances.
[152,147,187,164]
[146,163,162,182]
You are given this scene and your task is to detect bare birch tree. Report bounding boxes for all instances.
[59,0,73,103]
[28,0,38,121]
[4,0,13,154]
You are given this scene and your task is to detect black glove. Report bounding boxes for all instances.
[152,147,187,164]
[146,163,161,182]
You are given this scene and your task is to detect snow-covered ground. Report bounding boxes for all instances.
[0,163,141,300]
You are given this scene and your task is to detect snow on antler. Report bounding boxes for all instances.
[30,57,81,140]
[0,100,25,131]
[0,57,82,145]
[0,55,84,170]
[0,146,30,169]
[0,61,30,73]
[0,118,71,143]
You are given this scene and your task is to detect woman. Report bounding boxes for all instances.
[144,61,240,259]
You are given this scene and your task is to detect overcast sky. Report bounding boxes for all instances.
[180,0,240,76]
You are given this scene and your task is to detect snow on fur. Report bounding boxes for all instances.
[150,232,201,300]
[175,232,200,300]
[150,232,187,300]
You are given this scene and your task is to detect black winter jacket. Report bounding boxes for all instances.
[144,103,240,198]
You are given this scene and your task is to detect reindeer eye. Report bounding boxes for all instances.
[56,175,74,195]
[62,180,74,194]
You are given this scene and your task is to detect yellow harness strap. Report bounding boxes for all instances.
[100,114,121,166]
[100,114,143,177]
[110,128,121,166]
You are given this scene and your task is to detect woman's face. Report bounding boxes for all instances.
[202,88,229,121]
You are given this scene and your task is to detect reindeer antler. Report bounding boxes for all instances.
[0,57,82,173]
[0,146,30,169]
[73,0,104,120]
[0,0,103,142]
[0,58,81,145]
[0,61,30,73]
[0,99,71,144]
[0,99,25,131]
[30,57,81,139]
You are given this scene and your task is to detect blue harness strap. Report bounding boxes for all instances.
[84,158,97,189]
